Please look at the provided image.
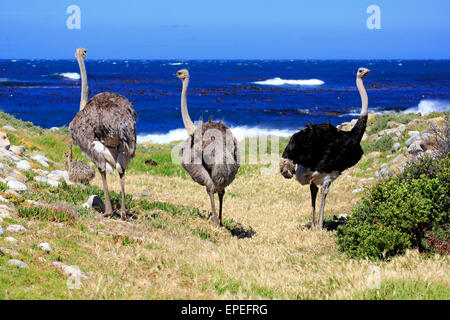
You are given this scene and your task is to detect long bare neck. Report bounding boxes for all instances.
[356,76,368,117]
[181,78,196,135]
[77,56,88,111]
[351,77,369,141]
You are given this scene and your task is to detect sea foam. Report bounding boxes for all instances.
[404,99,450,115]
[254,77,324,86]
[52,72,81,80]
[137,126,297,144]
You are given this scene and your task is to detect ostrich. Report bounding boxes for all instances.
[280,68,371,230]
[174,69,240,226]
[64,142,95,185]
[69,48,137,219]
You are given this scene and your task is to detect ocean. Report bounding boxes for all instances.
[0,59,449,143]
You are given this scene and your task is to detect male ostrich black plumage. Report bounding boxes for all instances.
[280,68,371,230]
[69,48,137,219]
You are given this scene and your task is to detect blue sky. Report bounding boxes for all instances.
[1,0,449,59]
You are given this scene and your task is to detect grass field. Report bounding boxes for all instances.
[0,112,449,299]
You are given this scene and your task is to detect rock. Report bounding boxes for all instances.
[47,179,60,188]
[339,213,348,219]
[8,259,29,269]
[31,155,49,168]
[6,224,27,233]
[0,247,19,257]
[405,134,421,147]
[9,145,25,156]
[2,125,17,132]
[5,169,27,182]
[34,176,48,184]
[7,180,27,192]
[83,195,105,213]
[352,188,362,193]
[387,121,401,129]
[368,152,382,159]
[141,190,150,197]
[391,142,401,153]
[379,167,391,178]
[39,243,52,252]
[52,261,88,279]
[16,160,31,171]
[407,140,424,155]
[408,130,420,137]
[5,236,17,243]
[48,170,67,182]
[368,134,378,142]
[0,225,3,236]
[0,131,11,150]
[49,127,60,132]
[0,211,12,219]
[4,190,22,198]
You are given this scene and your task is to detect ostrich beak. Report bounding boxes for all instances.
[172,74,177,77]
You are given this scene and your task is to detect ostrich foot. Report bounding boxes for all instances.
[103,211,113,218]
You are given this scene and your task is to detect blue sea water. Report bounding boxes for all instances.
[0,59,449,143]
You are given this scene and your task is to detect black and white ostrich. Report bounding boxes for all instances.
[280,68,371,230]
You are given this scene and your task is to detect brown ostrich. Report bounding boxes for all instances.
[280,68,371,230]
[64,142,95,185]
[69,48,137,218]
[174,69,240,226]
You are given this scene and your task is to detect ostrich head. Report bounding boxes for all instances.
[75,48,87,59]
[174,69,189,81]
[279,158,296,179]
[357,67,371,79]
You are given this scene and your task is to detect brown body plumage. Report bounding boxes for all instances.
[64,143,95,184]
[175,69,240,226]
[69,48,137,218]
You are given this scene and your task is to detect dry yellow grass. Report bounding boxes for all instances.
[57,162,447,300]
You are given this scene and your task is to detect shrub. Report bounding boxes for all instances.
[337,155,449,259]
[17,202,76,222]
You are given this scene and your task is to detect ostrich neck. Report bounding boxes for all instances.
[356,77,368,116]
[77,56,88,111]
[351,77,369,141]
[181,78,196,135]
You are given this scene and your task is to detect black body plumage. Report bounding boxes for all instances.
[282,115,368,174]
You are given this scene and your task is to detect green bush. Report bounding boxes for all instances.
[337,155,449,259]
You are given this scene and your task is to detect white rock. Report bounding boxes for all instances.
[408,130,420,137]
[48,170,66,181]
[84,195,105,213]
[6,224,27,233]
[0,247,19,257]
[2,126,17,132]
[16,160,31,171]
[338,213,348,219]
[34,176,48,184]
[47,179,60,188]
[0,211,11,219]
[49,127,59,132]
[39,243,52,252]
[8,259,29,269]
[7,180,27,192]
[407,140,424,155]
[52,261,88,279]
[0,225,3,236]
[5,236,17,243]
[352,188,362,193]
[405,135,421,147]
[31,155,49,168]
[391,142,401,153]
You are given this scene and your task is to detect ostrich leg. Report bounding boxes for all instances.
[208,190,219,226]
[218,190,225,226]
[100,170,113,217]
[310,183,319,229]
[317,182,331,230]
[119,172,127,220]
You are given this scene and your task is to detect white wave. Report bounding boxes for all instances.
[254,77,324,86]
[53,72,80,80]
[169,62,185,66]
[137,126,297,144]
[404,99,450,115]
